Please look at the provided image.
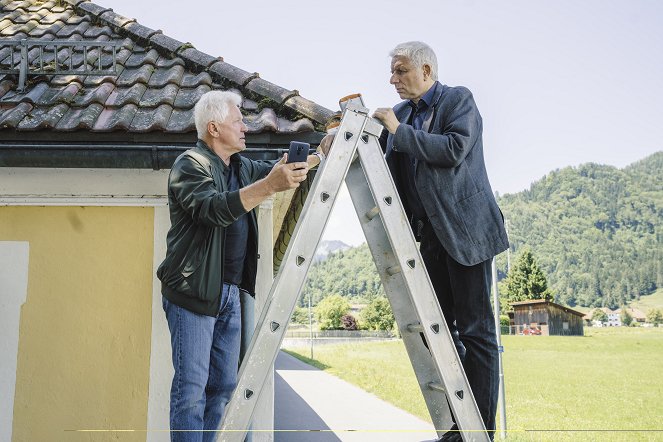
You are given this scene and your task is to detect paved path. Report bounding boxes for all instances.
[274,351,438,442]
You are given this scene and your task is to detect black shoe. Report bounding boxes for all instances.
[437,424,461,442]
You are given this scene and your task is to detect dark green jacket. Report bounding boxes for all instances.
[156,140,275,316]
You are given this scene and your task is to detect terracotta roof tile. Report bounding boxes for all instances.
[177,48,219,72]
[245,108,278,133]
[138,82,177,107]
[98,9,135,30]
[72,80,114,106]
[180,71,212,88]
[149,32,184,55]
[124,48,158,68]
[155,55,183,69]
[120,22,160,47]
[208,61,257,88]
[173,84,210,109]
[116,64,152,87]
[17,102,68,129]
[55,101,103,130]
[130,103,172,132]
[0,81,49,104]
[55,20,90,38]
[34,81,82,105]
[0,101,32,128]
[104,82,146,107]
[93,102,137,131]
[245,77,296,105]
[165,107,194,133]
[148,64,184,87]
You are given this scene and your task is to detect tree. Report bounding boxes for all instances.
[290,306,310,325]
[591,308,608,323]
[621,308,633,327]
[504,248,552,303]
[646,308,663,325]
[315,294,350,330]
[360,297,395,331]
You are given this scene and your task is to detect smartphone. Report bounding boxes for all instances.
[286,141,310,164]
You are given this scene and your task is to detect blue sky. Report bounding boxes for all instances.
[107,0,663,245]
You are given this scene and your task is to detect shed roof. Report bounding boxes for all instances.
[510,299,585,318]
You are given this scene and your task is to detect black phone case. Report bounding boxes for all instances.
[287,141,309,163]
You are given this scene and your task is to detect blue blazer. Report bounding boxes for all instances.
[384,83,509,266]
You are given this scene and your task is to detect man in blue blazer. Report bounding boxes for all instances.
[372,41,509,441]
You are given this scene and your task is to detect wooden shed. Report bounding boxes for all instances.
[511,299,585,336]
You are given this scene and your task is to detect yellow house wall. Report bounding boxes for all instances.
[0,206,154,442]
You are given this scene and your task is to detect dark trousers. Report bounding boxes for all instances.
[420,222,499,434]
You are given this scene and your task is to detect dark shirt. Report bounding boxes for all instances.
[399,81,440,221]
[223,161,248,285]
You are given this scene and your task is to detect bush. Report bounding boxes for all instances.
[361,297,395,331]
[315,294,350,330]
[291,306,310,325]
[500,315,510,327]
[341,314,358,330]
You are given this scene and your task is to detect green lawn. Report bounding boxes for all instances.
[284,327,663,441]
[631,288,663,313]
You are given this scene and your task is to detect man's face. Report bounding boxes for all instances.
[390,55,429,102]
[212,105,247,154]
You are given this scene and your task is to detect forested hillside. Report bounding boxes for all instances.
[303,152,662,310]
[497,152,662,308]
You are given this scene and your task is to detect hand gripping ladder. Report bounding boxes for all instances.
[218,96,490,442]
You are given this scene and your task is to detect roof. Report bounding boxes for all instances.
[614,307,647,320]
[510,299,585,318]
[0,0,337,140]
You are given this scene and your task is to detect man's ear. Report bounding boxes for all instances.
[423,64,431,79]
[207,121,219,138]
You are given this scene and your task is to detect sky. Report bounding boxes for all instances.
[106,0,663,246]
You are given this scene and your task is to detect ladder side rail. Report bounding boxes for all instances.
[217,109,370,442]
[344,158,454,435]
[355,133,490,441]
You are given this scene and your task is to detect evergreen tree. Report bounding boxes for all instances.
[504,248,552,303]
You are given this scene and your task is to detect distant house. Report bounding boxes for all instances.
[511,299,585,336]
[614,307,647,325]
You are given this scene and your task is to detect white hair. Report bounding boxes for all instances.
[389,41,438,81]
[194,90,242,139]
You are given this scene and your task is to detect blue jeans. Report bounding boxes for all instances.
[163,283,242,442]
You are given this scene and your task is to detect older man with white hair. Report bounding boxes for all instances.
[157,90,320,441]
[370,41,509,441]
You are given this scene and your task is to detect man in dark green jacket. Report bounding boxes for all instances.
[157,90,320,441]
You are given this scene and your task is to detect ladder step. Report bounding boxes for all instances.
[428,382,446,393]
[407,322,424,333]
[365,206,380,221]
[385,265,401,276]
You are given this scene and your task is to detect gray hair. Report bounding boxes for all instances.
[389,41,438,81]
[194,90,243,139]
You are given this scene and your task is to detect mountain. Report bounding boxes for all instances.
[302,152,661,311]
[496,151,662,309]
[303,243,384,307]
[313,240,352,263]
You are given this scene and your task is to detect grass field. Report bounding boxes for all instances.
[284,327,663,441]
[631,288,663,312]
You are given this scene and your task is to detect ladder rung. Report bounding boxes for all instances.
[365,206,379,220]
[385,265,401,276]
[407,322,424,333]
[428,382,446,393]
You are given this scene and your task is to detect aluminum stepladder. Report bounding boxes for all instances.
[218,96,490,442]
